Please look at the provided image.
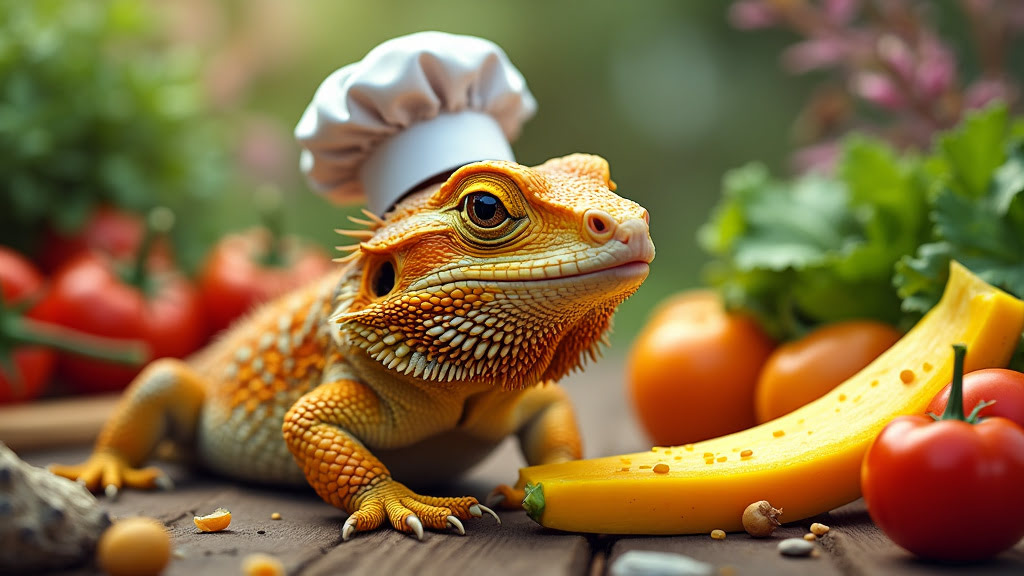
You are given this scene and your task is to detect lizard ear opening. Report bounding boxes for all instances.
[368,258,396,298]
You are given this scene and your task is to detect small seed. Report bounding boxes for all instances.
[778,537,815,557]
[804,533,817,541]
[740,449,753,458]
[652,463,670,474]
[710,529,726,540]
[810,522,830,536]
[271,512,282,520]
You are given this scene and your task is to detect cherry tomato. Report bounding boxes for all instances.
[38,205,171,272]
[755,321,901,422]
[34,252,204,394]
[0,247,55,403]
[198,228,332,335]
[862,345,1024,562]
[926,368,1024,429]
[627,290,776,445]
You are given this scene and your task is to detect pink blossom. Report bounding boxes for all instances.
[728,1,778,30]
[913,36,956,99]
[876,35,914,83]
[964,78,1016,109]
[782,38,849,74]
[852,72,907,109]
[791,140,842,174]
[236,117,293,186]
[823,0,862,25]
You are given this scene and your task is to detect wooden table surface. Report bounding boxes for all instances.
[10,354,1024,576]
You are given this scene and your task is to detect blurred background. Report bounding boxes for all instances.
[2,0,1020,359]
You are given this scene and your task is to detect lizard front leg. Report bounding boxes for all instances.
[282,379,498,541]
[490,384,583,508]
[50,358,206,497]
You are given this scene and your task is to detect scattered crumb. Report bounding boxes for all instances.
[270,512,282,520]
[710,529,726,540]
[242,553,284,576]
[810,522,830,536]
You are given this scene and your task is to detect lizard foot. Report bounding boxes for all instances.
[48,450,171,498]
[342,481,499,541]
[487,484,526,510]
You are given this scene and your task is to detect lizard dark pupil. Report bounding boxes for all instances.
[466,192,508,228]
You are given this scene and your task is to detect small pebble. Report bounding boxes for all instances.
[778,537,815,557]
[809,522,830,536]
[609,550,714,576]
[710,529,726,540]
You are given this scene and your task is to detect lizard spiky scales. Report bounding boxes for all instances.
[52,153,654,540]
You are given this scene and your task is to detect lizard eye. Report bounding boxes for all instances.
[464,192,509,229]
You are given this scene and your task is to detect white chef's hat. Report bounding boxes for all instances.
[295,31,537,215]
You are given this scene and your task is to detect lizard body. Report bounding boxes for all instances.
[52,153,654,539]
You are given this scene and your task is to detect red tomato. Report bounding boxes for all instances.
[755,321,901,422]
[198,228,332,335]
[926,369,1024,429]
[0,247,55,403]
[34,253,205,394]
[627,291,776,445]
[862,345,1024,562]
[38,205,171,272]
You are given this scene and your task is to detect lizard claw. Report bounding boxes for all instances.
[446,515,465,536]
[470,504,501,525]
[485,489,506,509]
[342,517,358,542]
[406,515,424,541]
[154,474,175,491]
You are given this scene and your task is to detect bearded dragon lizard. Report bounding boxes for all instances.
[51,153,655,540]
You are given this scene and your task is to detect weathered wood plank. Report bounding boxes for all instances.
[820,500,1024,576]
[302,511,590,576]
[608,523,844,576]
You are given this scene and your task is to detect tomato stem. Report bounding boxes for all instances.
[939,343,968,422]
[127,207,175,291]
[257,186,286,268]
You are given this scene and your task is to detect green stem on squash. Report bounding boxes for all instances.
[522,482,545,523]
[939,343,968,422]
[257,186,286,268]
[127,207,175,291]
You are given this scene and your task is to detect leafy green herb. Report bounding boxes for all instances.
[701,104,1024,368]
[0,0,228,264]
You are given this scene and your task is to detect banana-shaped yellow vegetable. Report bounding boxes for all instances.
[519,262,1024,534]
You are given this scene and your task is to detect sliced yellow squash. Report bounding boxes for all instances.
[520,262,1024,534]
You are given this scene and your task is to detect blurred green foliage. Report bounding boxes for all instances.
[0,0,865,351]
[0,0,228,265]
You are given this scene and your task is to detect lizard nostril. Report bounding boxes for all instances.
[584,209,616,242]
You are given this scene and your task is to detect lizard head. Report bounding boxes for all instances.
[331,153,655,390]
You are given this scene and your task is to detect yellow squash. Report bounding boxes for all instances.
[520,262,1024,534]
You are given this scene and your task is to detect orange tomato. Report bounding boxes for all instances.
[754,320,901,423]
[627,290,776,445]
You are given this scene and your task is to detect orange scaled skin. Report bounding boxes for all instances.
[51,154,655,540]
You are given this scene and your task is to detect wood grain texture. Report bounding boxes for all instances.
[11,355,1024,575]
